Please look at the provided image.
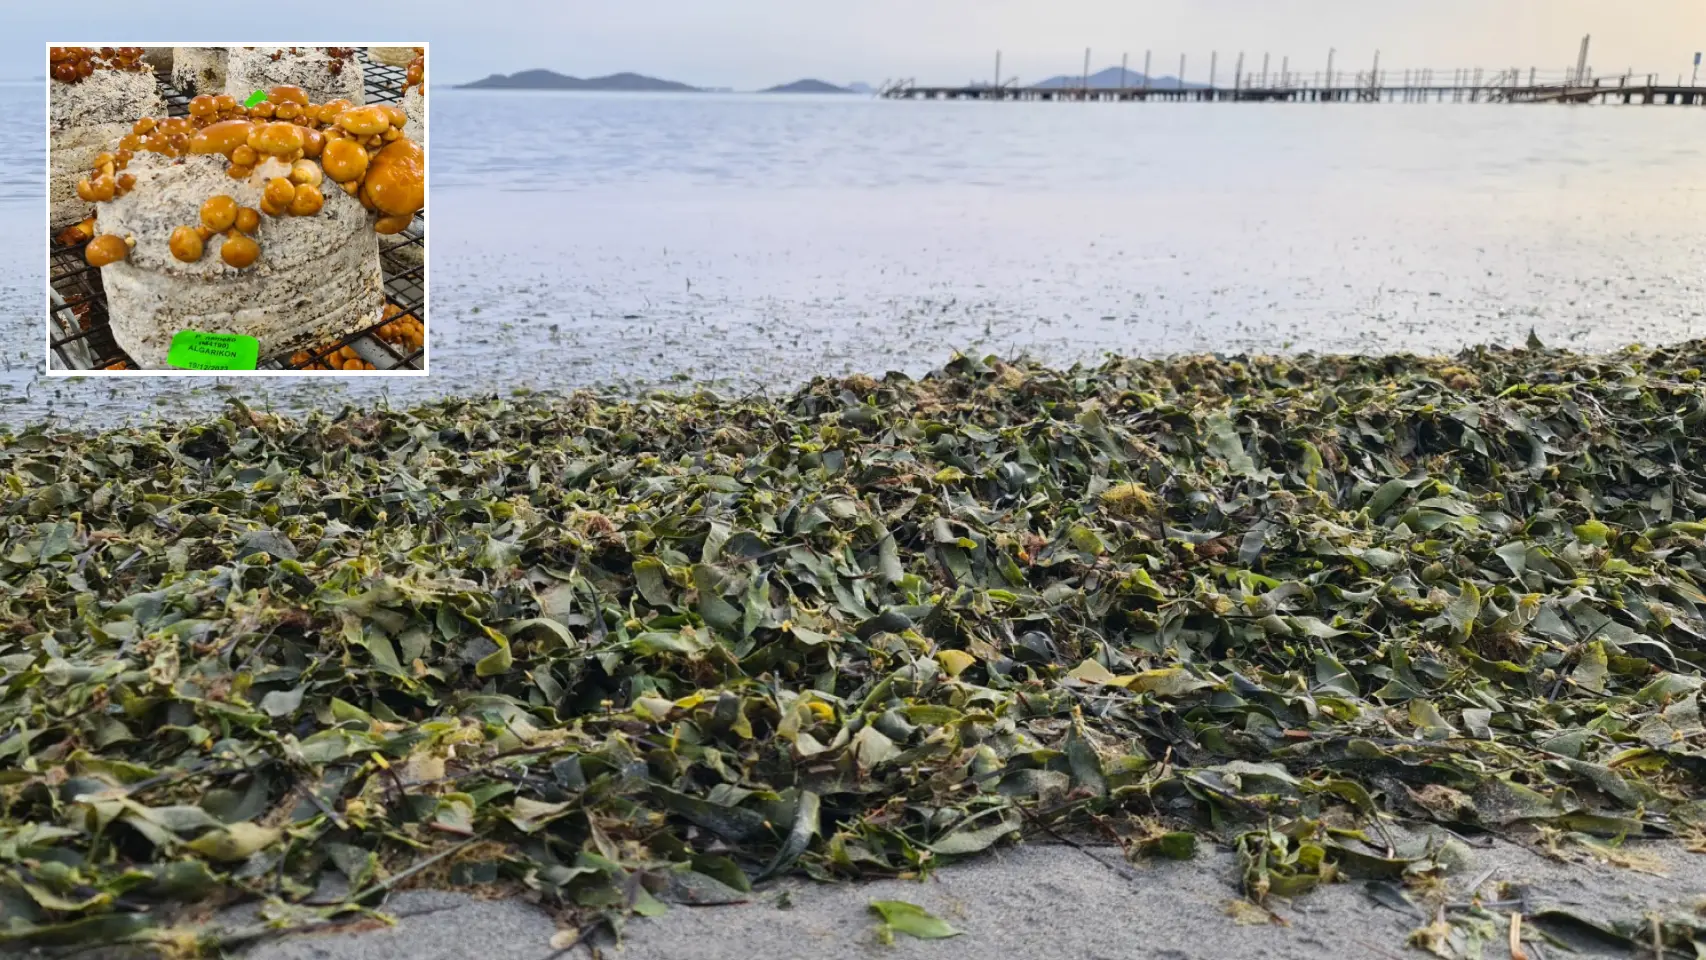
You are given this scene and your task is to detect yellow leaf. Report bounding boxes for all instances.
[1067,659,1119,684]
[936,650,975,678]
[186,822,280,862]
[1125,667,1211,697]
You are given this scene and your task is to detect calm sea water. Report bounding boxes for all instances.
[2,82,1703,425]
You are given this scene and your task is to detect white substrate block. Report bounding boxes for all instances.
[370,47,417,67]
[94,154,384,369]
[403,86,425,146]
[171,47,227,95]
[48,69,163,229]
[224,47,365,107]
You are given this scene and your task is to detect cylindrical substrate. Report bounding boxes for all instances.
[93,153,384,368]
[49,70,164,230]
[223,47,365,106]
[171,47,227,95]
[402,86,425,145]
[370,47,416,67]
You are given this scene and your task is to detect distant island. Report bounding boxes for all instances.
[453,69,879,95]
[1032,66,1209,90]
[455,69,699,92]
[761,79,855,94]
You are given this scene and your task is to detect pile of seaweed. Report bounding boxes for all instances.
[5,342,1706,955]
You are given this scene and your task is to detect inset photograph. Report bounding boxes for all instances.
[46,44,426,373]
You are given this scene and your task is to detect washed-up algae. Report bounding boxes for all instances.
[6,343,1706,956]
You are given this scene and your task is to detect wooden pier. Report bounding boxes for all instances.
[880,75,1706,106]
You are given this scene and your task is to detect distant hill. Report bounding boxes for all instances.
[456,69,699,92]
[1031,66,1209,90]
[846,82,874,94]
[762,79,853,94]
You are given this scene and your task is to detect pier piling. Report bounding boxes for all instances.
[881,48,1706,107]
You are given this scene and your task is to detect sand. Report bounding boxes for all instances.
[230,838,1706,960]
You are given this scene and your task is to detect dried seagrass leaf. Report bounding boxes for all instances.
[5,345,1706,953]
[869,900,960,940]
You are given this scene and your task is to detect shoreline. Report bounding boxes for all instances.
[232,839,1706,960]
[0,331,1699,432]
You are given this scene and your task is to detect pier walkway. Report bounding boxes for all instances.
[880,74,1706,106]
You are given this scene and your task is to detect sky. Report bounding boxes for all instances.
[11,0,1706,88]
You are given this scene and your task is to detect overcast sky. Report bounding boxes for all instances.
[14,0,1706,88]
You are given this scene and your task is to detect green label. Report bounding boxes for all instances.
[243,89,267,108]
[166,331,260,370]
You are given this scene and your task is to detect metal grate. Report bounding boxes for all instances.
[363,56,412,108]
[158,70,192,117]
[263,213,425,371]
[48,239,128,371]
[47,48,425,372]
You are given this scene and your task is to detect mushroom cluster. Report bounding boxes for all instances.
[49,47,152,84]
[290,344,376,371]
[56,217,97,247]
[75,83,425,270]
[288,305,420,369]
[167,194,263,267]
[376,303,424,351]
[287,305,420,369]
[405,49,424,93]
[323,47,359,75]
[73,146,138,205]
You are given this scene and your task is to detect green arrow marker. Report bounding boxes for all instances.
[242,89,266,108]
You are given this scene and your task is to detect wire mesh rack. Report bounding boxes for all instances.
[47,48,425,372]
